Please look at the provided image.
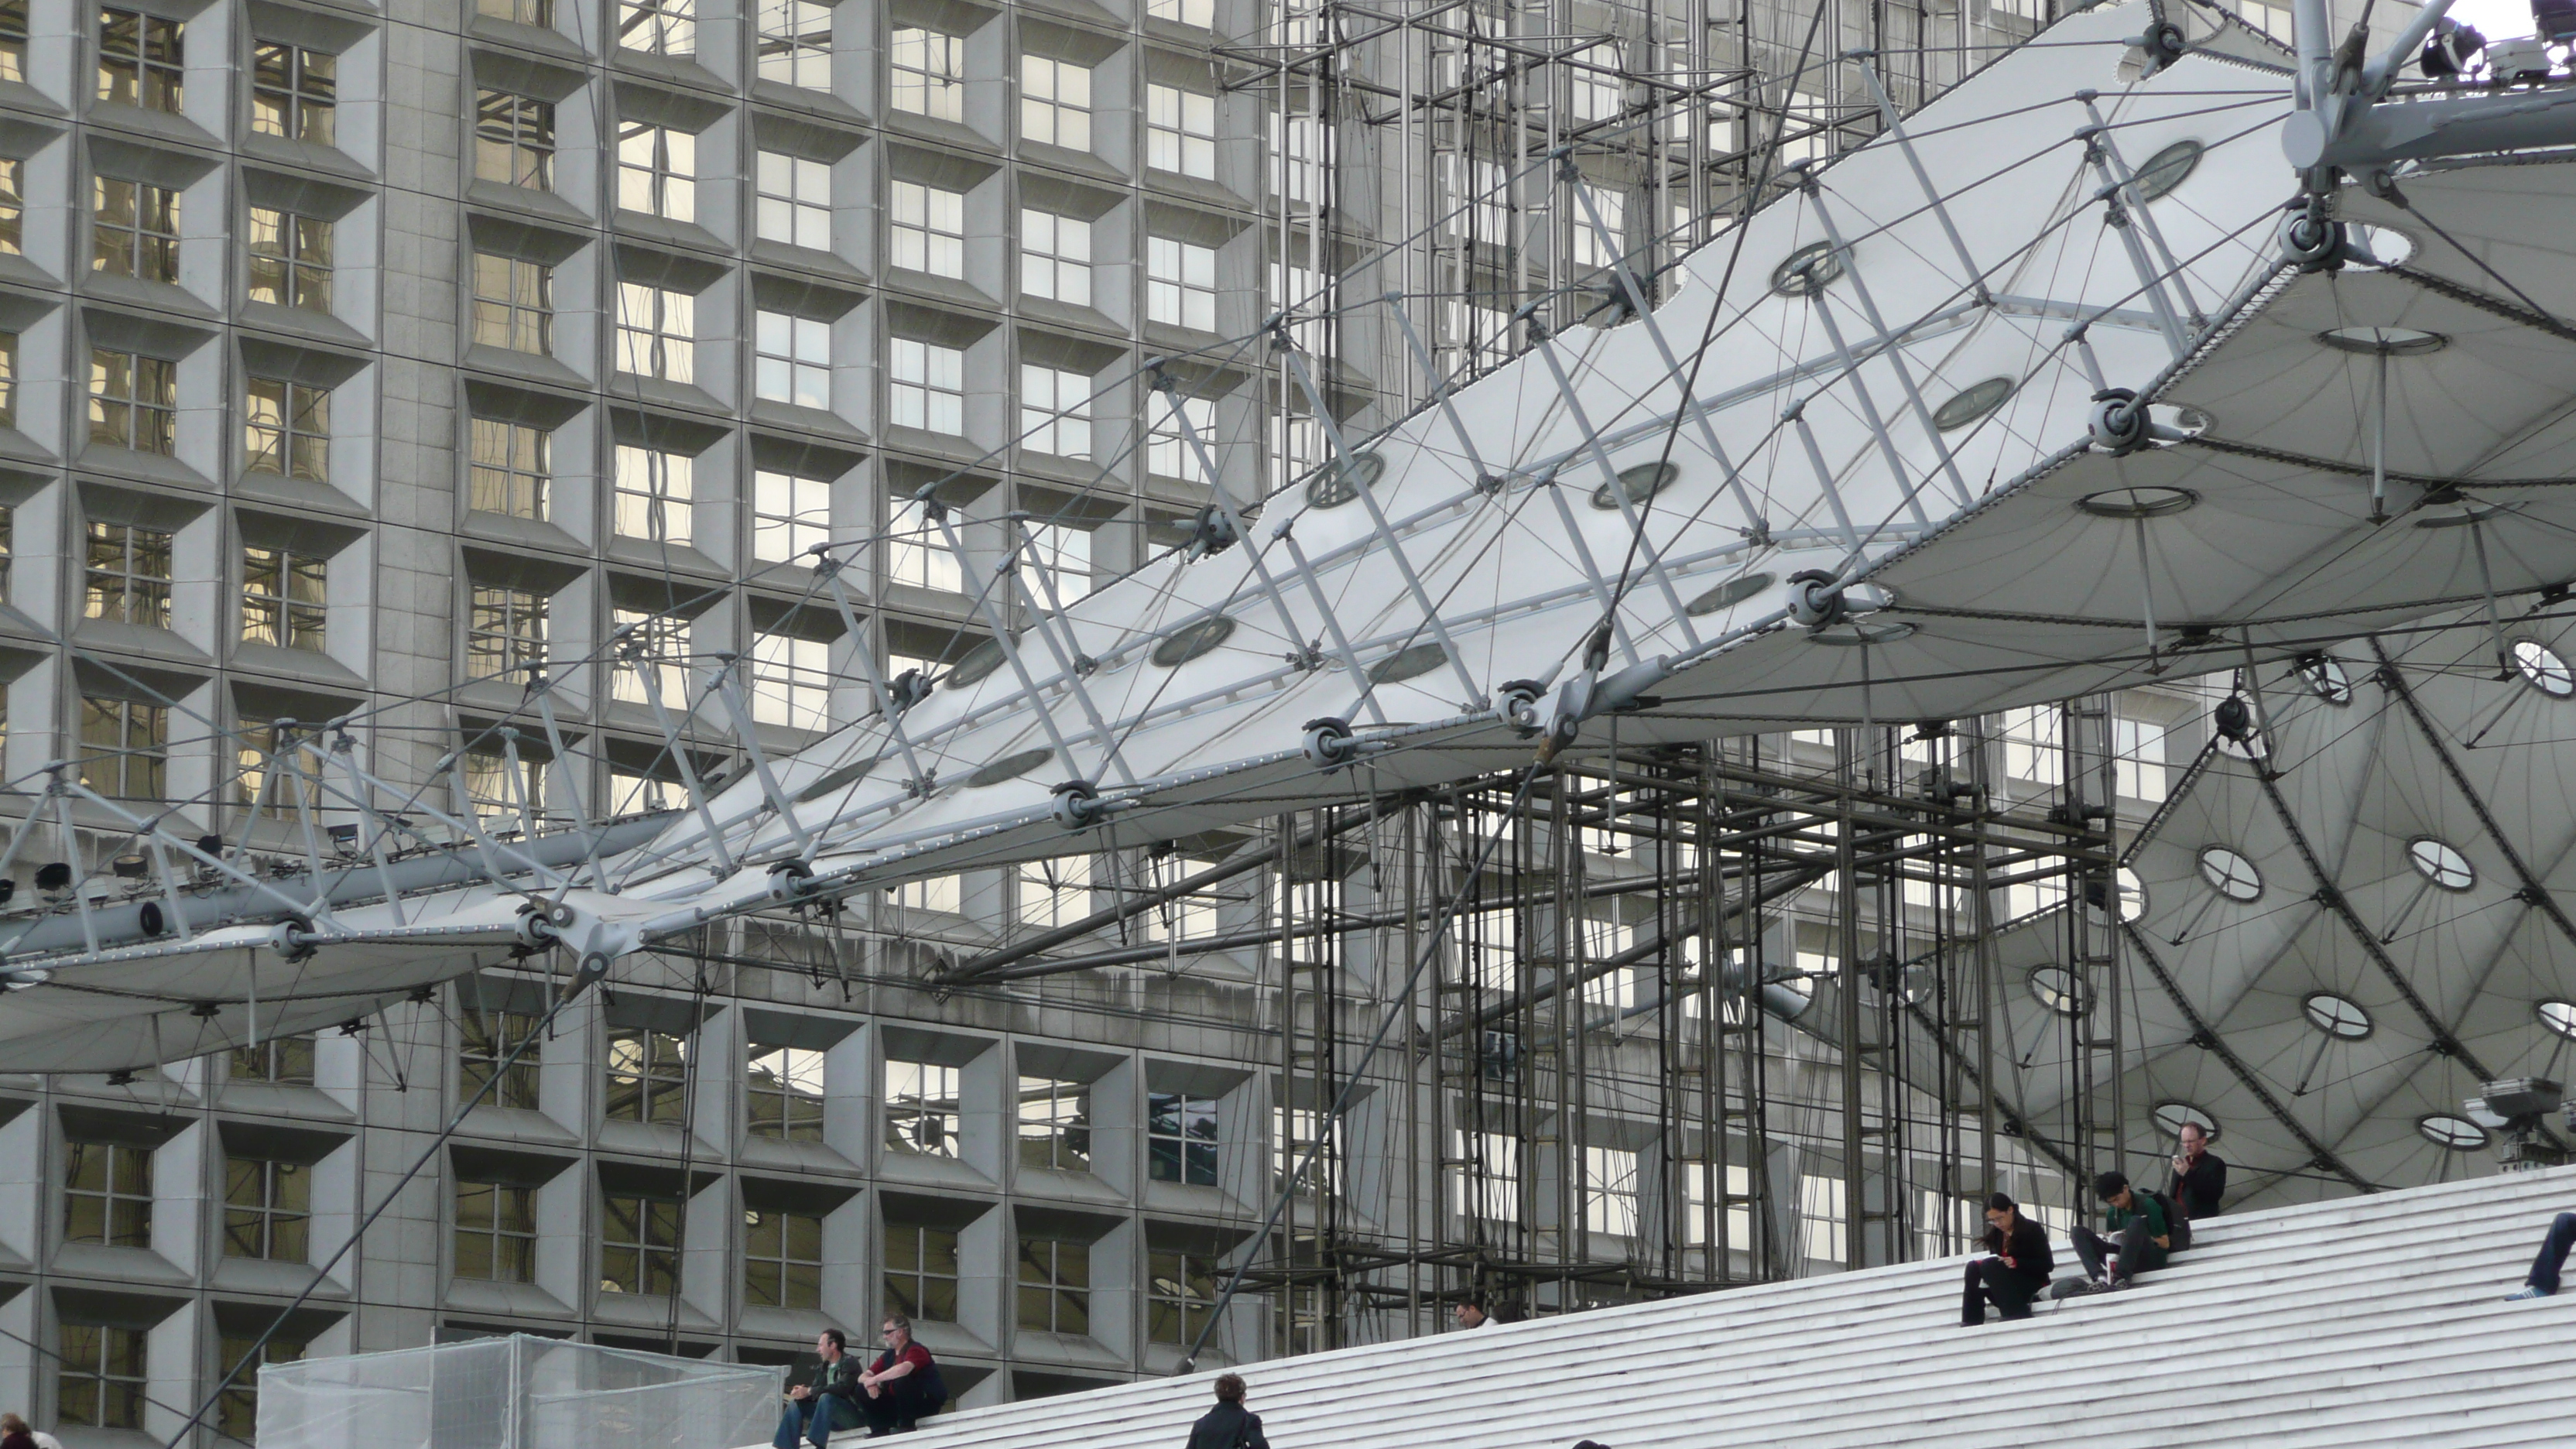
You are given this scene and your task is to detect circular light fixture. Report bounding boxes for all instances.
[1687,572,1773,617]
[2132,139,2203,201]
[2539,1000,2576,1040]
[966,747,1053,789]
[946,635,1013,689]
[2028,964,2091,1016]
[2197,846,2263,902]
[2299,654,2353,705]
[794,755,879,803]
[2317,326,2448,355]
[1769,241,1842,298]
[2302,991,2373,1040]
[2153,1101,2218,1142]
[1151,615,1238,668]
[1368,642,1449,686]
[1807,621,1916,646]
[1931,377,2016,432]
[2076,485,2199,519]
[1305,451,1386,510]
[2513,639,2575,698]
[2406,836,2475,892]
[1591,461,1678,511]
[2417,1113,2489,1151]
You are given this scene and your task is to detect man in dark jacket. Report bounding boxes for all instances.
[2071,1171,2170,1290]
[1184,1372,1270,1449]
[1961,1192,2053,1326]
[772,1330,861,1448]
[2167,1122,2226,1222]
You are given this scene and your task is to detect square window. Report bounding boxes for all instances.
[883,1220,960,1322]
[1147,1249,1218,1344]
[1146,236,1217,331]
[472,252,552,354]
[884,495,961,591]
[1147,1091,1220,1186]
[0,1,26,84]
[247,207,333,311]
[755,151,831,249]
[617,0,694,54]
[1019,365,1091,459]
[755,310,831,410]
[1147,84,1218,179]
[245,376,330,481]
[888,181,963,278]
[608,608,691,707]
[604,1024,690,1124]
[1016,1075,1091,1173]
[0,157,21,254]
[1023,522,1091,601]
[223,1156,312,1260]
[889,28,961,120]
[460,1005,542,1108]
[1021,56,1091,151]
[1015,1235,1090,1334]
[889,338,964,435]
[1148,392,1214,481]
[1016,852,1088,928]
[84,520,170,626]
[1146,0,1212,25]
[88,348,175,454]
[453,1180,536,1282]
[467,584,547,680]
[600,1192,680,1294]
[756,0,830,89]
[611,444,694,546]
[1020,210,1091,308]
[752,471,830,564]
[57,1323,146,1430]
[616,123,696,222]
[470,416,550,519]
[883,1060,959,1156]
[474,90,554,188]
[215,1337,302,1445]
[615,282,695,383]
[242,543,327,651]
[93,176,178,284]
[742,1208,823,1309]
[63,1138,152,1246]
[252,42,336,146]
[751,631,830,728]
[747,1045,824,1142]
[97,6,180,111]
[78,695,166,798]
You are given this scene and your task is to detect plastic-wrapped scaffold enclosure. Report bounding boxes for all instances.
[255,1334,783,1449]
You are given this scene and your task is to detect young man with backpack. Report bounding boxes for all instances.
[1184,1373,1270,1449]
[2068,1171,2173,1293]
[855,1314,946,1437]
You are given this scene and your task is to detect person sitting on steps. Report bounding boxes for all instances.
[1961,1192,2054,1326]
[2506,1211,2576,1300]
[2069,1171,2171,1293]
[855,1314,945,1437]
[772,1330,861,1449]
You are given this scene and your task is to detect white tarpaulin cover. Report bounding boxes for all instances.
[255,1336,781,1449]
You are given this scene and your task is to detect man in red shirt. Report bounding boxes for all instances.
[857,1314,944,1437]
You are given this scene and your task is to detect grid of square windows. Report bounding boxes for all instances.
[755,151,831,249]
[890,28,963,120]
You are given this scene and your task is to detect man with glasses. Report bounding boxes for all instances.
[855,1314,944,1437]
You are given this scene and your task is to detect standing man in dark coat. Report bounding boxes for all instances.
[1184,1373,1271,1449]
[1961,1192,2054,1325]
[2167,1122,2226,1223]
